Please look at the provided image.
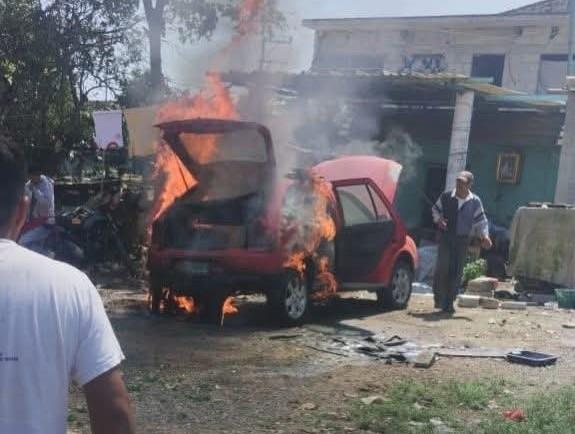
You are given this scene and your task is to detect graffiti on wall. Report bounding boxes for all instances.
[400,54,448,75]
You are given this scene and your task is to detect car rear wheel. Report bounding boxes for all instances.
[268,270,310,326]
[377,262,413,310]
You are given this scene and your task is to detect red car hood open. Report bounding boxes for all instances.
[313,156,402,203]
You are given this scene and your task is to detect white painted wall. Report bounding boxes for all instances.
[309,16,570,93]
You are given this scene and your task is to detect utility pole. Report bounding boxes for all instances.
[569,0,575,75]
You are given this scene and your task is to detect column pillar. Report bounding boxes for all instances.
[555,77,575,204]
[446,90,475,190]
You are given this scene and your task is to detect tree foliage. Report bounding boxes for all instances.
[141,0,286,97]
[0,0,139,152]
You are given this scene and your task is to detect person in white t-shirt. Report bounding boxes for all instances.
[0,136,135,434]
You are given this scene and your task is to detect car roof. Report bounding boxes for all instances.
[313,156,403,203]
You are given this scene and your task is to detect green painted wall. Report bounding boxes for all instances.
[394,142,561,231]
[468,143,561,226]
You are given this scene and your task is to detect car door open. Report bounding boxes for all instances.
[335,182,396,282]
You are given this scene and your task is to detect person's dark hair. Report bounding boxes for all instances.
[0,136,27,228]
[28,163,42,176]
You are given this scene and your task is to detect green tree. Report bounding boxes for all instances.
[141,0,286,98]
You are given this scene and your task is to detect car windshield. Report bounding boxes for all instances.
[178,129,268,165]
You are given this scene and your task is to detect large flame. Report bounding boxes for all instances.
[149,73,238,225]
[281,172,338,299]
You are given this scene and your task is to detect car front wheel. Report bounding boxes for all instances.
[268,270,310,326]
[377,262,413,310]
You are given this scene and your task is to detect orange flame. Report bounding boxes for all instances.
[236,0,265,35]
[174,296,197,314]
[223,297,239,316]
[149,73,239,227]
[281,172,338,297]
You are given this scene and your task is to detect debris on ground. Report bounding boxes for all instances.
[360,395,386,406]
[436,349,507,359]
[301,402,318,411]
[562,323,575,329]
[503,409,526,422]
[501,301,528,311]
[413,351,437,368]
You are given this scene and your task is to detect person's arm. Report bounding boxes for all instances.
[432,194,447,229]
[30,178,53,218]
[472,198,492,249]
[84,367,135,434]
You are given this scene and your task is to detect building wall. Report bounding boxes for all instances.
[394,140,561,231]
[312,21,570,93]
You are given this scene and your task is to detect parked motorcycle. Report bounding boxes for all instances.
[19,187,138,275]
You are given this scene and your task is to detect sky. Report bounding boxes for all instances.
[165,0,538,89]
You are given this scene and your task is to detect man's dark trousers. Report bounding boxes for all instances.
[433,232,470,310]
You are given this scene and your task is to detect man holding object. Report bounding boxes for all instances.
[432,171,492,314]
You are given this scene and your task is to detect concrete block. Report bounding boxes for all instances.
[480,297,500,310]
[457,295,481,308]
[467,277,498,296]
[501,301,528,311]
[414,351,437,368]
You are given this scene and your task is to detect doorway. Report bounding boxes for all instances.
[421,165,447,230]
[471,54,506,87]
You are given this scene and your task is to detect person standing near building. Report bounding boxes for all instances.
[432,171,492,314]
[0,136,135,434]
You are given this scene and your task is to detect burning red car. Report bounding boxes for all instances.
[148,118,417,325]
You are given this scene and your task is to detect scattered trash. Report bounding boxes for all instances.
[301,402,318,411]
[506,350,558,367]
[488,319,497,325]
[495,289,518,300]
[361,395,386,406]
[501,301,528,311]
[503,409,525,422]
[562,323,575,329]
[544,302,558,311]
[437,349,507,359]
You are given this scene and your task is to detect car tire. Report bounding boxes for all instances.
[377,261,413,310]
[268,269,310,326]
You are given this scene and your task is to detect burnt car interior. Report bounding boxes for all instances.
[335,182,396,281]
[156,121,275,251]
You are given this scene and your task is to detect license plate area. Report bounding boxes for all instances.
[174,260,210,276]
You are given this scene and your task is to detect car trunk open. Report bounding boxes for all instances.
[155,119,276,251]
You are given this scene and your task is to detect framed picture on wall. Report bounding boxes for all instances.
[496,153,521,184]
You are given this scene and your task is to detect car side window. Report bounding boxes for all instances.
[336,185,377,227]
[367,185,392,222]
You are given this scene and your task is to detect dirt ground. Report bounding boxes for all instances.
[67,279,575,434]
